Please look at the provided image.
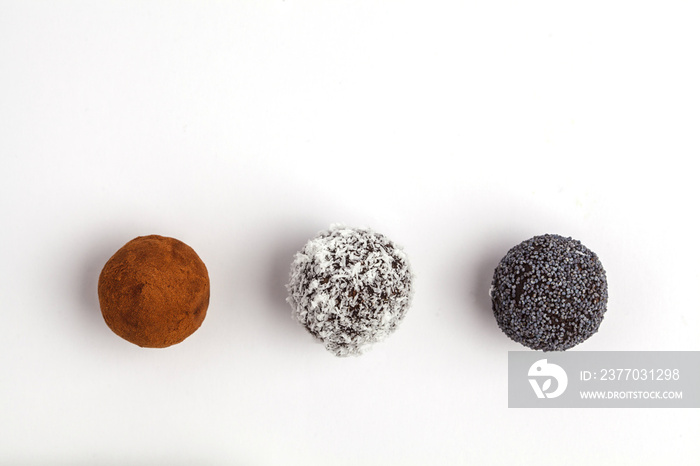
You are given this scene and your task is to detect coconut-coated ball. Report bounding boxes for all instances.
[98,235,210,348]
[490,234,608,351]
[287,226,414,356]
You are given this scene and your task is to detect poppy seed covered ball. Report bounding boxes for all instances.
[490,234,608,351]
[287,226,414,357]
[98,235,210,348]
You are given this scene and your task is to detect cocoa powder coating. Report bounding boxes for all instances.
[98,235,210,348]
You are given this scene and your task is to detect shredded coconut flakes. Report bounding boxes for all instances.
[286,225,414,357]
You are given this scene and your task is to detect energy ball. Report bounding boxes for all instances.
[98,235,210,348]
[490,234,608,351]
[287,226,414,357]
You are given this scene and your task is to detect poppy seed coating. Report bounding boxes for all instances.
[287,226,414,357]
[490,234,608,351]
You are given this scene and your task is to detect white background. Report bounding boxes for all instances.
[1,2,699,464]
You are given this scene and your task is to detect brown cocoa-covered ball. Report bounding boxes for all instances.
[98,235,210,348]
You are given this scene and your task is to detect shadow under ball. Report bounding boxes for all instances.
[98,235,210,348]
